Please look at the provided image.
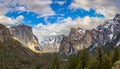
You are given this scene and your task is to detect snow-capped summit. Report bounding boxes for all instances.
[40,35,63,52]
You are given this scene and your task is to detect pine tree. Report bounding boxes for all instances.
[96,46,103,69]
[75,61,82,69]
[49,56,60,69]
[112,47,120,63]
[65,55,78,69]
[102,55,113,69]
[35,64,40,69]
[86,57,98,69]
[95,46,113,69]
[77,48,89,69]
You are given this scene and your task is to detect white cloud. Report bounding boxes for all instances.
[70,0,120,19]
[15,15,24,24]
[57,1,66,5]
[18,6,26,11]
[33,17,104,42]
[0,0,55,17]
[0,15,24,25]
[0,4,7,15]
[19,0,55,17]
[0,15,14,24]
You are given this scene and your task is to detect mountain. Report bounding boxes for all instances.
[10,24,42,53]
[59,14,120,54]
[40,35,63,53]
[0,24,12,42]
[0,24,38,68]
[59,28,85,54]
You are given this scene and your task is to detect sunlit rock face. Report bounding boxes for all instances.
[10,24,42,53]
[59,14,120,54]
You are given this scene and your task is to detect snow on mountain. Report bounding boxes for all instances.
[59,14,120,54]
[40,35,63,52]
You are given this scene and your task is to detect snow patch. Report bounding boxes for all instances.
[117,41,120,46]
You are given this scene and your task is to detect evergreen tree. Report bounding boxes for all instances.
[77,48,89,69]
[49,56,60,69]
[112,47,120,63]
[65,55,78,69]
[95,47,113,69]
[35,64,40,69]
[96,46,103,69]
[75,61,82,69]
[86,57,98,69]
[102,55,113,69]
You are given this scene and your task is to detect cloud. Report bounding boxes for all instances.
[19,0,55,17]
[55,1,66,6]
[33,16,104,42]
[0,15,14,24]
[15,15,24,24]
[18,6,26,11]
[32,0,120,42]
[0,3,7,15]
[0,0,55,17]
[70,0,120,19]
[0,15,24,25]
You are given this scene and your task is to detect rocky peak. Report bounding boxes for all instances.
[78,27,85,34]
[40,35,63,52]
[114,14,120,23]
[0,24,12,42]
[59,35,70,54]
[69,28,84,40]
[114,14,120,19]
[59,14,120,54]
[10,24,41,53]
[82,30,93,47]
[59,27,85,54]
[69,28,78,39]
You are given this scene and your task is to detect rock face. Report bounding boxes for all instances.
[0,24,12,42]
[59,35,70,54]
[59,14,120,54]
[59,28,85,54]
[40,35,63,52]
[10,24,41,53]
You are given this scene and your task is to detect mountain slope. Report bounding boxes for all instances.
[0,24,39,69]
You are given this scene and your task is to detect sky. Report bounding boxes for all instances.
[0,0,120,42]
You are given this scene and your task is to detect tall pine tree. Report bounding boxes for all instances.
[77,48,89,69]
[112,47,120,63]
[49,56,60,69]
[65,55,78,69]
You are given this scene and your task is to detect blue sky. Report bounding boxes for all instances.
[5,0,104,26]
[0,0,120,41]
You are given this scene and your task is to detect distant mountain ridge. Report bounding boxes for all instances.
[40,35,63,53]
[59,14,120,54]
[0,14,120,54]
